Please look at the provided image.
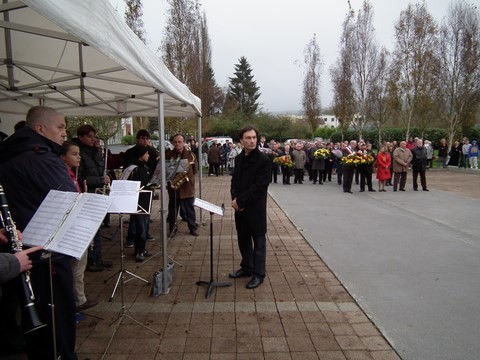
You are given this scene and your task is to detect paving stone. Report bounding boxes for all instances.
[262,337,290,352]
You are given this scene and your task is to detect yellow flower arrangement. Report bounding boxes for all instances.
[340,152,375,167]
[273,155,294,168]
[313,148,330,159]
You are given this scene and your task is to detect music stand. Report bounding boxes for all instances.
[101,182,159,360]
[104,181,153,300]
[193,198,232,299]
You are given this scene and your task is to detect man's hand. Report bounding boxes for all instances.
[231,198,243,212]
[14,246,43,272]
[0,228,23,244]
[104,175,111,185]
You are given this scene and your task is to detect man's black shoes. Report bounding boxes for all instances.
[229,269,252,279]
[246,275,264,289]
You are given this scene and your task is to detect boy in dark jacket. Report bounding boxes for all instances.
[125,145,153,262]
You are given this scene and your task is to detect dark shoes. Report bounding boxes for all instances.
[423,188,429,191]
[246,275,264,289]
[135,250,152,262]
[99,260,112,268]
[368,189,376,192]
[86,264,104,272]
[76,298,98,312]
[229,269,253,279]
[190,229,199,236]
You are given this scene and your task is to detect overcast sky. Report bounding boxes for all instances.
[110,0,454,114]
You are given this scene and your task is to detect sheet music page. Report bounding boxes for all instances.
[48,193,111,259]
[193,198,224,216]
[108,180,140,213]
[22,191,112,259]
[23,190,78,248]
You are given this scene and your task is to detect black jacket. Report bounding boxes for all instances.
[231,148,270,236]
[73,138,105,193]
[0,127,77,230]
[126,159,152,212]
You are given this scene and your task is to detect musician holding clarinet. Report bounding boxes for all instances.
[0,106,79,359]
[0,228,42,287]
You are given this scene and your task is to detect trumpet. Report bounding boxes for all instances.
[0,184,46,334]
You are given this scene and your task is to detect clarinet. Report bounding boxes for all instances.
[0,184,47,334]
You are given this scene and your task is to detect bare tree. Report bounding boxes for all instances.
[367,47,394,145]
[435,0,480,147]
[330,3,355,141]
[349,0,379,139]
[391,2,438,140]
[301,34,322,138]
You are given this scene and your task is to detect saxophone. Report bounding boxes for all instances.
[170,152,196,190]
[0,184,47,334]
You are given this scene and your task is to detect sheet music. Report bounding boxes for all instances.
[193,198,224,216]
[23,190,112,259]
[108,180,140,213]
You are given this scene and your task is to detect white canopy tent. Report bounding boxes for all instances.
[0,0,203,293]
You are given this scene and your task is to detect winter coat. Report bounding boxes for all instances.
[393,147,413,173]
[208,145,220,164]
[73,138,106,193]
[291,149,306,169]
[411,146,428,171]
[231,148,270,236]
[165,148,196,199]
[126,159,152,212]
[468,141,478,158]
[0,127,77,230]
[376,152,391,181]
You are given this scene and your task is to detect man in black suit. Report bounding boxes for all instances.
[230,126,271,289]
[342,140,357,193]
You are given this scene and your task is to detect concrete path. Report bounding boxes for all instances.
[268,171,480,360]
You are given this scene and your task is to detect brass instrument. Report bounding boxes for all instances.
[170,153,196,190]
[0,184,47,334]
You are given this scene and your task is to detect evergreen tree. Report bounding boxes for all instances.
[227,56,261,117]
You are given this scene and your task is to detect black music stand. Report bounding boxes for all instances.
[101,182,159,359]
[193,198,232,299]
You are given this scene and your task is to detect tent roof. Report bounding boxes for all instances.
[0,0,201,118]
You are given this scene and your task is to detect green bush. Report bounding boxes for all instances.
[121,135,136,145]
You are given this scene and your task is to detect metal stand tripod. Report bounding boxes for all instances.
[101,213,159,359]
[104,214,150,301]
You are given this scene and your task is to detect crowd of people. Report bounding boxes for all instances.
[252,135,479,193]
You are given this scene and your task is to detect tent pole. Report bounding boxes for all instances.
[156,91,169,294]
[197,115,203,224]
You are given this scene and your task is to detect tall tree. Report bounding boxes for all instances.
[302,34,322,138]
[330,3,356,141]
[349,0,379,139]
[162,0,199,84]
[124,0,147,44]
[227,56,261,117]
[162,0,219,130]
[367,47,394,145]
[125,0,148,133]
[435,0,480,147]
[391,2,438,140]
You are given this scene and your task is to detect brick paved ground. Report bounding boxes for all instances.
[76,174,401,360]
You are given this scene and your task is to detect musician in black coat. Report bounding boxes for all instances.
[230,126,270,289]
[0,106,78,360]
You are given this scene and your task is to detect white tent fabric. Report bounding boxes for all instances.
[0,0,203,294]
[0,0,201,117]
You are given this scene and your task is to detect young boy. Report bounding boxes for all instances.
[124,145,153,262]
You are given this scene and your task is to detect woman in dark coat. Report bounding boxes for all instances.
[448,141,462,167]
